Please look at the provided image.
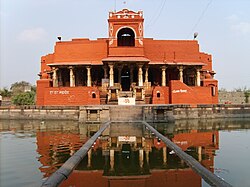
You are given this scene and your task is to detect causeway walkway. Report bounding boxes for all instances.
[41,120,232,187]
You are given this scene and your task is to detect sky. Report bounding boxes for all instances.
[0,0,250,90]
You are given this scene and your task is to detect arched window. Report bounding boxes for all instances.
[117,28,135,46]
[157,92,161,98]
[92,93,96,98]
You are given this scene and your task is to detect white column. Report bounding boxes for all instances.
[87,66,91,87]
[145,66,149,83]
[103,65,108,79]
[109,64,114,87]
[146,150,149,164]
[161,66,166,86]
[110,149,114,171]
[52,67,58,87]
[198,146,202,162]
[69,66,75,87]
[163,146,167,165]
[178,66,183,82]
[87,149,92,168]
[138,64,143,86]
[196,68,201,86]
[139,149,144,168]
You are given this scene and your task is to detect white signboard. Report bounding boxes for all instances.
[118,97,135,105]
[118,136,136,142]
[172,89,187,94]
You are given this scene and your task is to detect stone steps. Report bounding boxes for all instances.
[110,106,143,121]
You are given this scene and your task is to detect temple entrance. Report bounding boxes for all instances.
[121,66,130,91]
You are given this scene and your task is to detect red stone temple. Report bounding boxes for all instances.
[36,9,218,106]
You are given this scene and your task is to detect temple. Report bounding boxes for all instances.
[36,9,218,106]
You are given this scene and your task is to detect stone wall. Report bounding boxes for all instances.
[1,104,250,122]
[0,106,79,121]
[219,91,247,104]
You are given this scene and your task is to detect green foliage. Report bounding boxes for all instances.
[244,90,250,103]
[12,91,36,105]
[10,81,32,95]
[0,87,12,97]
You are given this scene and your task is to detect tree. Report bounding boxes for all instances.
[10,81,32,95]
[0,87,12,97]
[244,90,250,103]
[12,91,36,105]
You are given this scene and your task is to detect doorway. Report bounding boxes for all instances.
[121,66,130,91]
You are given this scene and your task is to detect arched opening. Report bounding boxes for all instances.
[117,28,135,46]
[157,92,161,98]
[92,92,96,98]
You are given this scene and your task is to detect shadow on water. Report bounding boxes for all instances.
[1,118,250,186]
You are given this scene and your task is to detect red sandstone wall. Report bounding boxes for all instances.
[169,80,218,105]
[36,79,51,106]
[36,86,100,106]
[53,39,107,63]
[200,52,212,71]
[152,86,169,104]
[144,39,201,63]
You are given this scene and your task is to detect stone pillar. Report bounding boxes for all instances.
[52,67,58,87]
[161,66,166,86]
[109,64,114,87]
[198,146,202,162]
[138,64,143,87]
[86,66,91,87]
[139,149,144,168]
[110,149,114,171]
[196,68,201,86]
[103,65,108,79]
[163,146,167,165]
[146,150,149,163]
[87,149,92,168]
[145,66,149,83]
[178,66,184,82]
[69,66,75,87]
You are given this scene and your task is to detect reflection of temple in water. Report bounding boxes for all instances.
[34,121,219,186]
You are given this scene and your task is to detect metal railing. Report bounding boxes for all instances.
[41,121,111,187]
[142,121,232,187]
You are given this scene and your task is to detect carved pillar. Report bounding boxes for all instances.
[69,66,75,87]
[87,149,92,168]
[52,67,58,87]
[178,66,184,82]
[161,66,166,86]
[103,65,108,79]
[110,149,114,171]
[109,64,114,87]
[163,146,167,165]
[138,64,143,87]
[146,150,149,164]
[139,149,144,168]
[86,66,91,87]
[198,146,202,162]
[145,65,149,83]
[196,68,201,86]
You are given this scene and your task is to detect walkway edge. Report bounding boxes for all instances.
[41,121,111,187]
[142,121,233,187]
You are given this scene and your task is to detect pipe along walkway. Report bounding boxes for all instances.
[41,121,111,187]
[142,121,232,187]
[42,121,232,187]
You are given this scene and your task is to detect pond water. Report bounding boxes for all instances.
[0,119,250,187]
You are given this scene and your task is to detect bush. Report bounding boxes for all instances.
[12,91,36,105]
